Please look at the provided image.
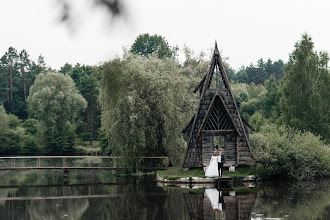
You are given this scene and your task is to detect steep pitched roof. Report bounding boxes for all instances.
[197,92,241,136]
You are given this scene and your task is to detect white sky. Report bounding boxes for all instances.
[0,0,329,70]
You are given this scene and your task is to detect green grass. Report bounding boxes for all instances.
[157,167,205,179]
[233,187,258,194]
[158,167,257,179]
[223,167,256,178]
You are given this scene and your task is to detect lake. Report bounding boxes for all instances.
[0,159,329,219]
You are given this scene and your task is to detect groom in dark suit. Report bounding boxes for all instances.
[217,150,225,177]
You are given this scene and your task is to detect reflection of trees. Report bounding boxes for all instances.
[0,169,91,219]
[82,179,170,219]
[28,198,89,220]
[83,171,190,219]
[252,180,330,219]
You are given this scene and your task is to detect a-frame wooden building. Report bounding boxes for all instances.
[182,42,255,169]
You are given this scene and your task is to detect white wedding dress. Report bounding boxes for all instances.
[205,156,219,177]
[205,188,219,210]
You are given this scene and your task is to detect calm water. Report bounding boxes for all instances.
[0,159,329,220]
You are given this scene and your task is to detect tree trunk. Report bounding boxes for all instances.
[23,69,26,101]
[90,103,94,146]
[5,72,9,105]
[86,107,92,146]
[10,67,12,101]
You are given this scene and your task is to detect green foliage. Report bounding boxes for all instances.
[69,64,101,145]
[249,112,265,132]
[59,63,72,74]
[0,105,8,133]
[246,83,266,98]
[231,82,270,120]
[7,114,22,129]
[279,33,330,142]
[43,122,76,155]
[27,70,87,154]
[231,59,284,84]
[22,118,39,135]
[0,130,21,155]
[98,129,109,154]
[62,122,77,154]
[264,75,280,119]
[0,105,27,155]
[250,124,330,180]
[181,46,210,78]
[0,47,41,119]
[99,55,196,168]
[27,71,87,132]
[130,33,178,59]
[21,136,40,155]
[231,82,249,105]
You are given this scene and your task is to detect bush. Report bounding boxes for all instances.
[21,136,40,155]
[249,112,265,132]
[44,122,77,155]
[0,130,21,155]
[22,119,39,135]
[250,124,330,180]
[8,114,22,129]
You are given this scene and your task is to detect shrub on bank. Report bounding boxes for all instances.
[21,136,40,155]
[250,125,330,180]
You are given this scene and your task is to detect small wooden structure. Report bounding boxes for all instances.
[182,42,255,169]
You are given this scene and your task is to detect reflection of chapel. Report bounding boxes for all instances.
[183,190,256,220]
[182,42,255,169]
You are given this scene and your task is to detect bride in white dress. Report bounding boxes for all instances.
[205,152,219,177]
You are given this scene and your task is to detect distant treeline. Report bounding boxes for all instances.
[228,58,285,84]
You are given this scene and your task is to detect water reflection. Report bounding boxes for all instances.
[0,167,329,219]
[183,187,256,220]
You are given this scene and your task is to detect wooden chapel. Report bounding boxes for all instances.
[182,42,255,169]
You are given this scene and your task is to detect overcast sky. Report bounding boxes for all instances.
[1,0,329,70]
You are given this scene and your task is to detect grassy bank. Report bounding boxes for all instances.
[157,167,257,179]
[158,167,205,179]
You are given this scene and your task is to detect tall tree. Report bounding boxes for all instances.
[27,71,87,154]
[18,49,31,101]
[59,63,73,75]
[264,75,280,118]
[99,55,195,167]
[1,47,19,106]
[0,48,42,119]
[69,64,100,145]
[130,33,178,59]
[280,33,330,141]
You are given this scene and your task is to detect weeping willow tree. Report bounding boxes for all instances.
[99,55,196,168]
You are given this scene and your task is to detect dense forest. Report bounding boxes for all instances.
[0,33,329,180]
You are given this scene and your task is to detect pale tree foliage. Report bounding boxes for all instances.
[231,82,249,103]
[0,105,8,133]
[99,54,196,167]
[181,45,210,77]
[27,71,87,132]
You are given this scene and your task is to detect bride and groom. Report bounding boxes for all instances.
[205,150,226,177]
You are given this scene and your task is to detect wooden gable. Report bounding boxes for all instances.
[182,42,255,169]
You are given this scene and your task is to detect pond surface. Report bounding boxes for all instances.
[0,159,329,219]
